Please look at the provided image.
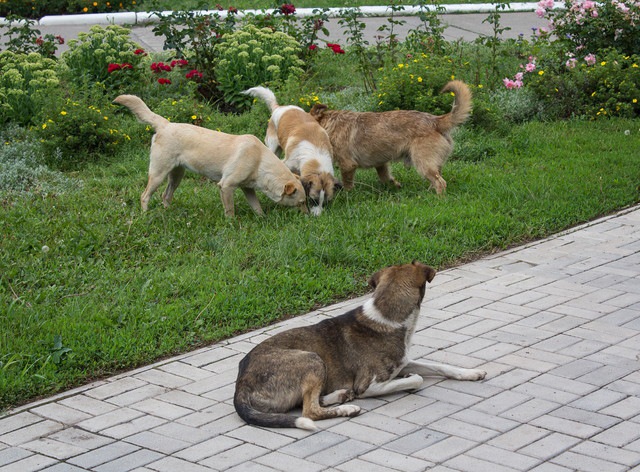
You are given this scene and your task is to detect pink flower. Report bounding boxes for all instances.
[536,8,546,17]
[565,58,578,69]
[515,72,524,81]
[525,62,536,73]
[591,9,599,17]
[584,53,596,65]
[503,78,516,89]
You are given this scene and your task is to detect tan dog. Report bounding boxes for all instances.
[309,80,472,194]
[113,94,306,216]
[234,261,487,430]
[243,86,340,216]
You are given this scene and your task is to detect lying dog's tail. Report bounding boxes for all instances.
[242,86,279,112]
[234,390,318,431]
[437,80,473,132]
[113,94,169,130]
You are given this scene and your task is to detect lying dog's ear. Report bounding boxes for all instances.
[412,260,436,284]
[368,270,381,289]
[284,182,298,196]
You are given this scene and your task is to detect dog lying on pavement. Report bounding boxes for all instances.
[309,80,472,194]
[234,260,487,430]
[113,94,307,216]
[243,86,340,216]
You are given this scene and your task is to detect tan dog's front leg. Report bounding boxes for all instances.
[241,188,264,216]
[219,185,236,217]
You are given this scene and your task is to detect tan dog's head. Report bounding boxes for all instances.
[301,172,342,216]
[280,179,308,212]
[368,261,436,323]
[309,104,329,125]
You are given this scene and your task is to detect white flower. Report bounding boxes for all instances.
[42,245,50,253]
[624,130,631,135]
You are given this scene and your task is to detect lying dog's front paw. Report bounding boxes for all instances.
[335,404,361,417]
[459,369,487,381]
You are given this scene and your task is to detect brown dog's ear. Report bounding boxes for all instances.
[412,260,436,283]
[284,182,298,196]
[309,103,328,118]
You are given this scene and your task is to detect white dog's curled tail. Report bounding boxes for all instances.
[113,94,170,131]
[242,86,280,112]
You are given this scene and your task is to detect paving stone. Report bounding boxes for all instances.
[125,431,191,454]
[68,441,140,468]
[22,437,87,460]
[0,420,64,446]
[569,388,627,412]
[419,385,483,407]
[399,400,463,425]
[177,402,236,428]
[59,395,118,416]
[358,448,434,472]
[349,412,418,436]
[226,461,280,472]
[466,443,542,470]
[444,453,520,472]
[76,407,144,433]
[144,455,215,472]
[571,441,640,467]
[518,433,582,460]
[31,403,92,425]
[531,373,599,396]
[101,415,167,440]
[305,438,374,467]
[374,393,436,419]
[472,391,531,415]
[528,463,573,472]
[428,417,500,442]
[0,453,57,472]
[327,420,398,446]
[413,436,477,463]
[226,425,296,450]
[590,420,640,447]
[130,398,193,420]
[174,435,243,462]
[157,361,214,381]
[40,463,90,472]
[254,451,326,472]
[199,443,270,470]
[0,446,32,466]
[93,449,165,472]
[279,431,346,459]
[600,396,640,419]
[107,385,169,407]
[550,451,627,472]
[452,408,519,432]
[86,378,148,401]
[155,390,215,412]
[488,424,551,451]
[550,406,621,429]
[382,428,447,455]
[512,382,581,405]
[336,457,407,472]
[49,427,113,450]
[530,414,603,439]
[486,368,540,390]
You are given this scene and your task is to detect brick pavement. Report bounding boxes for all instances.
[1,205,639,471]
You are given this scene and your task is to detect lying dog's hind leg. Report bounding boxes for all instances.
[400,360,486,381]
[358,374,423,399]
[300,366,361,423]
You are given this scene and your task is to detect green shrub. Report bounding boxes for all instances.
[527,49,640,119]
[375,53,458,113]
[0,126,77,195]
[0,51,60,126]
[214,25,305,110]
[61,25,144,89]
[36,94,126,167]
[0,0,140,18]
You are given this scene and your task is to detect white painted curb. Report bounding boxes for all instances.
[0,2,557,27]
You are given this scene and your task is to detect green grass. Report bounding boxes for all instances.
[1,116,639,411]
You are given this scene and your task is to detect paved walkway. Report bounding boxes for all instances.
[1,205,640,471]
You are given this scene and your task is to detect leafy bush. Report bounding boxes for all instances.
[214,25,305,110]
[1,16,65,56]
[0,51,60,126]
[61,25,144,89]
[527,49,640,119]
[0,126,77,195]
[536,0,640,56]
[375,52,458,113]
[36,95,127,166]
[0,0,140,18]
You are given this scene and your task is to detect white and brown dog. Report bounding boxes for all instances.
[113,94,306,217]
[310,80,473,194]
[243,86,340,216]
[234,261,487,430]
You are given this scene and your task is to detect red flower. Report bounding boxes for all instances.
[228,6,238,13]
[157,78,172,85]
[171,59,189,68]
[327,43,345,54]
[107,63,122,73]
[215,3,223,10]
[55,35,64,45]
[313,19,324,31]
[308,44,318,51]
[36,36,44,46]
[280,3,296,15]
[185,69,203,80]
[151,62,172,73]
[134,48,147,56]
[121,63,133,70]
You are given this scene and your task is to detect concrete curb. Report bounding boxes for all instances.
[0,2,558,26]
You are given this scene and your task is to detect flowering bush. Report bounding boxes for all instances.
[527,49,640,118]
[37,98,126,165]
[375,53,460,113]
[0,0,140,18]
[1,16,65,56]
[537,0,640,56]
[61,25,145,89]
[214,25,305,110]
[0,51,60,126]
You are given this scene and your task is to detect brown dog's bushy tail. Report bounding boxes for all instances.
[234,389,318,431]
[437,80,473,132]
[113,94,169,130]
[242,86,280,112]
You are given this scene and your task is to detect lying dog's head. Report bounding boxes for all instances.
[301,172,342,216]
[368,260,436,324]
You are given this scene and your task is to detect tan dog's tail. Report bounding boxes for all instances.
[436,80,473,132]
[242,86,279,112]
[234,389,317,431]
[113,94,169,130]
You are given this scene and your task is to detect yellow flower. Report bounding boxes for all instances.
[633,64,639,68]
[42,124,47,129]
[478,84,483,88]
[60,111,67,115]
[93,1,97,5]
[591,91,596,97]
[538,70,544,76]
[417,77,423,83]
[398,63,404,68]
[451,75,455,80]
[191,115,197,120]
[83,7,88,12]
[633,99,638,103]
[103,116,108,120]
[600,61,606,66]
